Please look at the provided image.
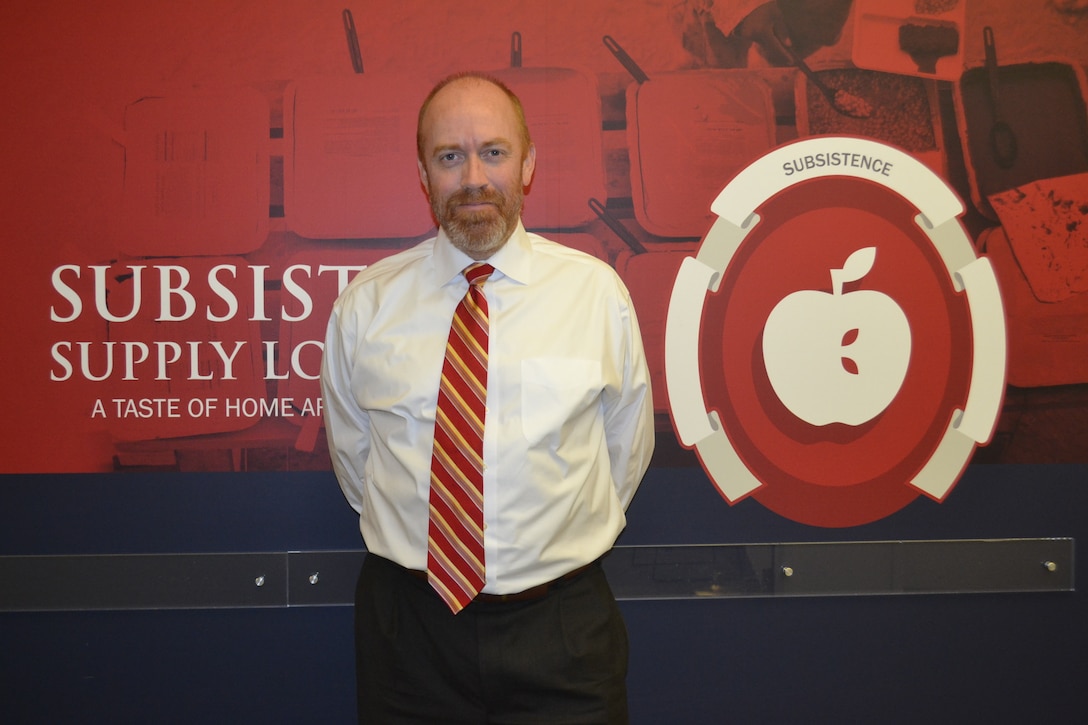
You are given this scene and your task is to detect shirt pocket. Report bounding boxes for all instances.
[521,357,603,446]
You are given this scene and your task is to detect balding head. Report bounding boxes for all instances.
[417,72,532,165]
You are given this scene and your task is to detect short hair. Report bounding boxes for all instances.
[416,71,532,163]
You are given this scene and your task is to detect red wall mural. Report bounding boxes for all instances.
[2,0,1086,490]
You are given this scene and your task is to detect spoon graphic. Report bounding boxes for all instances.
[984,26,1017,169]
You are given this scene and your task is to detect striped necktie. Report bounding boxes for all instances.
[427,263,493,613]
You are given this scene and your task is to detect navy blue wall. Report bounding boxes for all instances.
[2,463,1085,724]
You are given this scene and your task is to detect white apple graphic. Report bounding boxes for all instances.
[762,247,911,426]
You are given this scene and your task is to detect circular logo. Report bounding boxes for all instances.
[664,137,1007,527]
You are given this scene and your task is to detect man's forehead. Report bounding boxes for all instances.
[435,75,505,100]
[422,83,519,146]
[425,79,513,123]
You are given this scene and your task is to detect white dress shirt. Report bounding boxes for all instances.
[321,222,655,594]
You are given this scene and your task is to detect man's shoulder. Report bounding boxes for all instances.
[526,232,617,275]
[332,237,435,311]
[344,238,435,288]
[525,232,630,294]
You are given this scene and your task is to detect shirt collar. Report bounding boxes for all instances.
[432,220,532,287]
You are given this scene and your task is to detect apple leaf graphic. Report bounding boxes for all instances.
[832,246,877,295]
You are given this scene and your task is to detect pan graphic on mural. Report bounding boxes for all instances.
[954,27,1088,390]
[605,35,777,239]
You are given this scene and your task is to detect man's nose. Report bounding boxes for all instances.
[461,155,488,189]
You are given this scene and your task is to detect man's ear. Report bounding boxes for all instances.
[417,158,430,197]
[521,143,536,188]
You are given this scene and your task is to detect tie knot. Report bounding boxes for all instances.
[464,263,494,287]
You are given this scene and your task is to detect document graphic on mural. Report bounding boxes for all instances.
[665,137,1007,527]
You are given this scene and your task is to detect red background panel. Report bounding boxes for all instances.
[1,0,1086,475]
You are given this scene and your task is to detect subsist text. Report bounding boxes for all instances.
[49,262,364,323]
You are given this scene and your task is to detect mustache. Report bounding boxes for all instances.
[446,188,505,208]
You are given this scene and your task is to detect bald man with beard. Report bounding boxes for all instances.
[321,72,655,724]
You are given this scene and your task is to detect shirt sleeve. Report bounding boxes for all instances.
[320,295,371,515]
[602,282,656,510]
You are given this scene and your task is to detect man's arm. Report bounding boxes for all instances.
[602,286,655,509]
[320,299,371,514]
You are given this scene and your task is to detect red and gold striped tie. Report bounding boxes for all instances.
[427,263,493,613]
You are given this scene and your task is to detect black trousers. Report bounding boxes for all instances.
[354,554,630,724]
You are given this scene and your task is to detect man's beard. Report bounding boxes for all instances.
[432,186,523,258]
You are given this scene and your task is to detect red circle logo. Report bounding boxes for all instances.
[665,138,1006,527]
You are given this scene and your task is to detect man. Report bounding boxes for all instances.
[321,71,655,724]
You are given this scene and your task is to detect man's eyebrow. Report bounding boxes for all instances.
[431,137,514,155]
[431,143,464,156]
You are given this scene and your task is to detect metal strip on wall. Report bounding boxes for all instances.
[0,539,1073,612]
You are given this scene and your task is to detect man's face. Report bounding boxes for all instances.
[417,79,536,260]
